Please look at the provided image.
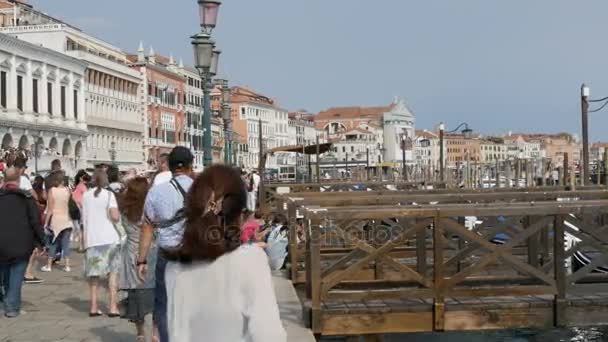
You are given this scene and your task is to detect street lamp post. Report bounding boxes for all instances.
[439,122,445,183]
[581,84,590,186]
[215,78,232,164]
[193,0,221,167]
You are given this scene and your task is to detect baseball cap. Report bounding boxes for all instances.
[168,146,194,170]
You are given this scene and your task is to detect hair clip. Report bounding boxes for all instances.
[204,191,224,216]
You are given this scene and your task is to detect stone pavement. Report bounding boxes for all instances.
[1,252,315,342]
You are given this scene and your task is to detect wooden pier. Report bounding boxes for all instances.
[268,183,608,338]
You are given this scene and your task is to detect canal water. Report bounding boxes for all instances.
[323,327,608,341]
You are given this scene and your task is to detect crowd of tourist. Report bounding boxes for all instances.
[0,146,288,341]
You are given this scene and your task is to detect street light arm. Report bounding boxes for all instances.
[445,122,470,134]
[589,96,608,103]
[589,100,608,113]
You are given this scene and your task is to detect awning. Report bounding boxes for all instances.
[266,143,333,155]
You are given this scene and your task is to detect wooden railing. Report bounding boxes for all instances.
[284,188,608,284]
[299,201,608,336]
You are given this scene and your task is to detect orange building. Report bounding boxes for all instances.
[314,105,391,138]
[445,133,481,166]
[129,47,187,166]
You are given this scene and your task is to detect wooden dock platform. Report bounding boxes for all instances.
[275,186,608,338]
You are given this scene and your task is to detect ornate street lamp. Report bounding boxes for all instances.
[193,0,222,167]
[198,0,221,33]
[210,49,221,77]
[192,32,215,73]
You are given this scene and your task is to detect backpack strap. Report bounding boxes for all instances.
[154,178,188,229]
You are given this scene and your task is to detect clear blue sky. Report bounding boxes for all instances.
[32,0,608,141]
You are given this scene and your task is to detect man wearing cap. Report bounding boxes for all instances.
[137,146,194,342]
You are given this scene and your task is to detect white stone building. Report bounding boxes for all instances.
[0,32,87,174]
[170,61,205,169]
[413,130,441,175]
[1,1,145,169]
[382,98,416,166]
[504,134,542,160]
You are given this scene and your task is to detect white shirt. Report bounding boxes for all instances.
[153,171,172,186]
[19,176,33,191]
[166,245,286,342]
[251,173,260,191]
[82,188,119,248]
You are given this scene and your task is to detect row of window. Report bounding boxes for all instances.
[86,69,137,96]
[0,71,78,118]
[148,83,183,107]
[87,134,140,151]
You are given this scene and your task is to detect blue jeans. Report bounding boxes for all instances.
[49,229,72,259]
[0,259,28,315]
[154,252,168,342]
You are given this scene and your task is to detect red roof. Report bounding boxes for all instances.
[315,105,391,121]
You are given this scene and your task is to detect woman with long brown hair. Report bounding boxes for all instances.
[81,169,121,317]
[117,177,158,342]
[164,165,285,341]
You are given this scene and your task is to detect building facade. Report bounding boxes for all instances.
[171,60,205,169]
[413,130,441,175]
[382,98,416,166]
[0,31,87,174]
[445,134,481,167]
[128,48,186,168]
[2,1,145,169]
[230,86,287,170]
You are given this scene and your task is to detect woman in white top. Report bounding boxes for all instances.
[81,170,121,317]
[164,165,286,342]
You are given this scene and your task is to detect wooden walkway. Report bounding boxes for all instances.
[268,185,608,338]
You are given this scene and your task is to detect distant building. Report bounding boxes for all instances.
[0,31,87,174]
[315,98,415,170]
[479,138,508,164]
[445,133,481,167]
[382,98,416,166]
[591,142,608,163]
[230,86,288,170]
[128,48,186,168]
[414,130,441,175]
[2,0,145,169]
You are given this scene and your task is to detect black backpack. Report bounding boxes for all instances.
[68,195,80,221]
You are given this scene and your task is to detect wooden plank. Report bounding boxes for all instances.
[309,216,323,334]
[416,219,428,276]
[526,216,541,268]
[325,288,435,302]
[288,202,299,283]
[444,307,553,331]
[554,214,567,327]
[321,312,434,336]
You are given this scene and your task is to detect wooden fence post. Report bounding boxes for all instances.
[525,216,540,268]
[288,202,299,283]
[309,215,322,334]
[433,213,445,331]
[554,214,567,327]
[416,219,428,276]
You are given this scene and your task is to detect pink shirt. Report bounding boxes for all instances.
[241,219,260,243]
[72,182,87,208]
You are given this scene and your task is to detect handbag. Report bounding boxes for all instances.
[68,195,81,221]
[106,190,127,245]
